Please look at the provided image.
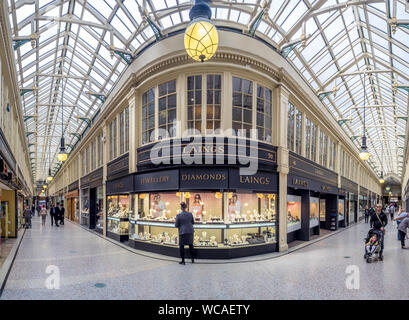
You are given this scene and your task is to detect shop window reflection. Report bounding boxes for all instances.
[129,191,277,248]
[287,195,301,232]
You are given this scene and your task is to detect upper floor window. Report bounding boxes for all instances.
[319,130,328,167]
[91,140,96,172]
[98,134,103,168]
[256,85,272,142]
[187,74,221,135]
[287,103,302,154]
[232,77,253,138]
[328,139,336,171]
[142,88,155,145]
[109,117,117,161]
[158,80,177,138]
[119,107,129,155]
[305,117,317,161]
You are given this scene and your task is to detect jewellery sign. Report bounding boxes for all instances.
[180,168,228,190]
[107,175,134,195]
[137,137,277,174]
[134,170,179,192]
[229,168,278,192]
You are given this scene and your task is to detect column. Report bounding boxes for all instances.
[276,84,290,252]
[128,89,137,173]
[336,142,341,188]
[102,121,108,236]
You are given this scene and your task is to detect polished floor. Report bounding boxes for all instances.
[1,216,408,300]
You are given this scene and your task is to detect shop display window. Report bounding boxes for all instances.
[320,199,326,221]
[310,197,319,227]
[129,191,277,247]
[81,189,89,225]
[349,198,355,223]
[338,199,345,221]
[287,195,301,233]
[107,195,130,235]
[74,198,79,221]
[96,187,104,230]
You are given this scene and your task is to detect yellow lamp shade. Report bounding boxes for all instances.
[176,192,181,197]
[215,192,222,199]
[47,176,53,182]
[57,152,68,162]
[184,20,218,62]
[43,185,47,189]
[379,178,384,184]
[184,192,191,199]
[139,194,145,199]
[257,193,264,199]
[359,150,370,161]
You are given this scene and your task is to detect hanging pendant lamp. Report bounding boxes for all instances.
[359,72,370,161]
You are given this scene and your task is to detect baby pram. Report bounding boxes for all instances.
[364,229,383,263]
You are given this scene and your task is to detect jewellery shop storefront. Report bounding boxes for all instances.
[359,187,369,221]
[80,168,103,232]
[65,180,79,223]
[287,152,341,242]
[106,140,279,259]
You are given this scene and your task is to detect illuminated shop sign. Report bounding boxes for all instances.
[137,137,277,174]
[229,168,278,192]
[134,170,179,192]
[180,168,228,189]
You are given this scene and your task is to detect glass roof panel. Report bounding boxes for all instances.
[8,0,409,181]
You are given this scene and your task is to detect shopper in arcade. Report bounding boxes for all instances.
[175,202,195,265]
[54,203,60,227]
[59,202,65,225]
[364,206,370,224]
[370,204,388,260]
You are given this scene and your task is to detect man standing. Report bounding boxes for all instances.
[31,204,35,217]
[175,202,195,265]
[54,203,60,227]
[394,214,409,249]
[59,202,65,225]
[370,204,388,260]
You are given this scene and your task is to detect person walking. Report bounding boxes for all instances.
[370,204,388,260]
[40,205,48,226]
[59,202,65,226]
[37,204,41,217]
[364,206,370,224]
[369,206,376,228]
[394,215,409,249]
[31,204,35,217]
[23,205,32,228]
[389,204,395,221]
[175,202,195,265]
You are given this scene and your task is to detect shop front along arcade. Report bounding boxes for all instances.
[287,151,343,242]
[106,137,279,259]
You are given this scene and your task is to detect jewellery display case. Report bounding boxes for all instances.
[319,199,326,222]
[80,189,89,226]
[287,195,301,233]
[107,195,131,241]
[128,191,277,259]
[95,186,104,234]
[310,197,319,228]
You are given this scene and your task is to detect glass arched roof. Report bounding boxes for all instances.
[7,0,409,182]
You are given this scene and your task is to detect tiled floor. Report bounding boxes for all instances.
[0,238,17,269]
[1,216,408,300]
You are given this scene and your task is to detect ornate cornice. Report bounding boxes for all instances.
[132,50,281,88]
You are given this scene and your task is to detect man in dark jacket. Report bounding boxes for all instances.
[370,204,388,260]
[51,203,60,227]
[23,205,32,228]
[59,203,65,225]
[175,202,195,265]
